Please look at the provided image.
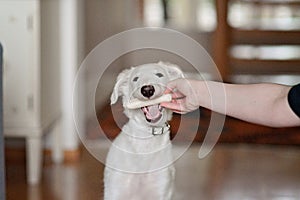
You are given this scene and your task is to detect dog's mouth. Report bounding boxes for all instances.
[141,104,163,123]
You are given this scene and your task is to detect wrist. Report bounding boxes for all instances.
[193,80,207,107]
[195,80,213,109]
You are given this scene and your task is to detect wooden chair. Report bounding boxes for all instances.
[211,0,300,144]
[213,0,300,81]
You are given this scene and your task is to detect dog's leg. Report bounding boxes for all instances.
[104,168,136,200]
[165,166,175,200]
[164,167,176,200]
[104,168,123,200]
[148,167,175,200]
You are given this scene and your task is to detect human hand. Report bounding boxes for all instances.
[160,78,201,114]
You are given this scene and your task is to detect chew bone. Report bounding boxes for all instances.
[125,94,172,109]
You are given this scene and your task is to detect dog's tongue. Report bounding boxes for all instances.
[143,105,161,120]
[148,105,160,117]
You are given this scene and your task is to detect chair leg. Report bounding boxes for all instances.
[51,119,63,163]
[26,136,42,185]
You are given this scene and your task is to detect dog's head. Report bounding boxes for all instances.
[111,62,184,127]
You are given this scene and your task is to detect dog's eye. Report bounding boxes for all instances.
[155,73,164,78]
[133,77,139,82]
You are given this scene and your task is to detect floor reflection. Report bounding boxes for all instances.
[6,144,300,200]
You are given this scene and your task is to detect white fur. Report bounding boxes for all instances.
[104,62,184,200]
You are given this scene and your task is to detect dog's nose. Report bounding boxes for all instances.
[141,85,155,98]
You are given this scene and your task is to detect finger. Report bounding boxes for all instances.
[170,91,185,100]
[164,79,183,93]
[161,102,187,113]
[160,102,182,110]
[163,87,173,94]
[164,87,185,99]
[165,107,187,115]
[172,110,186,114]
[165,79,178,89]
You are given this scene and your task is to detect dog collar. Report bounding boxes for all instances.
[152,123,170,136]
[124,120,171,139]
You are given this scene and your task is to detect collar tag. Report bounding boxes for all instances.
[152,123,170,136]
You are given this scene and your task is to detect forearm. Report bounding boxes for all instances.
[197,81,298,127]
[224,83,289,127]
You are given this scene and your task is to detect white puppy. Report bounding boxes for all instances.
[104,62,184,200]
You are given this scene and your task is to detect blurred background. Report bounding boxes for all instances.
[0,0,300,199]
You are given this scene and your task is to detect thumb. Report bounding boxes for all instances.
[164,79,182,94]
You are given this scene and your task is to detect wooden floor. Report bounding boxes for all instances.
[6,143,300,200]
[6,147,104,200]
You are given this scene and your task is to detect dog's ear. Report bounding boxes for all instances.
[158,61,184,80]
[110,68,132,105]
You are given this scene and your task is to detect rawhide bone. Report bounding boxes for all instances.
[125,94,172,109]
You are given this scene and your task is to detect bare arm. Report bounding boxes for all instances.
[161,79,300,127]
[218,83,298,127]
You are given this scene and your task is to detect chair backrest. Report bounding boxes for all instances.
[213,0,300,81]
